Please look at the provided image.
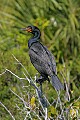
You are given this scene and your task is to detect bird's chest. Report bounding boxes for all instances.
[29,47,43,64]
[28,44,53,76]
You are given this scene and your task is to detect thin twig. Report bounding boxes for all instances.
[0,102,15,120]
[24,114,27,120]
[45,108,48,120]
[0,70,6,76]
[12,54,31,79]
[69,96,80,108]
[10,89,27,107]
[0,69,26,80]
[32,110,42,120]
[6,69,26,80]
[60,71,70,101]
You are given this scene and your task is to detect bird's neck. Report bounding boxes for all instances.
[28,29,41,48]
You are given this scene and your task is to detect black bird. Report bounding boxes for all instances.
[21,25,64,91]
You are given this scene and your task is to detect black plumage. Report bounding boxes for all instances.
[21,25,64,91]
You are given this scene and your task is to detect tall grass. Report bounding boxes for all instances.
[4,0,80,59]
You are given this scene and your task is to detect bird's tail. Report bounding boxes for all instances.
[51,75,64,91]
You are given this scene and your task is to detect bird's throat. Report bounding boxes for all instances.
[28,30,40,48]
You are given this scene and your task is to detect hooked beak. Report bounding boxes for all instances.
[21,28,28,31]
[21,27,32,32]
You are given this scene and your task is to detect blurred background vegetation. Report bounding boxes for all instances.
[0,0,80,119]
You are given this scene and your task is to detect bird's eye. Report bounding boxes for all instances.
[27,28,32,32]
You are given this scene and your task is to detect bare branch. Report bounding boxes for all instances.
[60,71,70,101]
[0,69,26,80]
[0,70,6,76]
[6,69,26,80]
[12,54,31,79]
[0,102,15,120]
[69,96,80,108]
[10,89,28,107]
[45,108,48,120]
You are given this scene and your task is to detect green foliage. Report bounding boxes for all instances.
[0,0,80,119]
[48,106,58,118]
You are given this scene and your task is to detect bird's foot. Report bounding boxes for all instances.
[36,75,50,84]
[36,78,44,84]
[36,76,46,84]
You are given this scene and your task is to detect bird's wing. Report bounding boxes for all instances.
[42,44,56,74]
[29,42,56,75]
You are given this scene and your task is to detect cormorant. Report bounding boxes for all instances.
[21,25,64,91]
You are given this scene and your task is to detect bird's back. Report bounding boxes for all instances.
[29,42,56,76]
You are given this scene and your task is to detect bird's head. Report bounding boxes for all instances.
[21,25,41,36]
